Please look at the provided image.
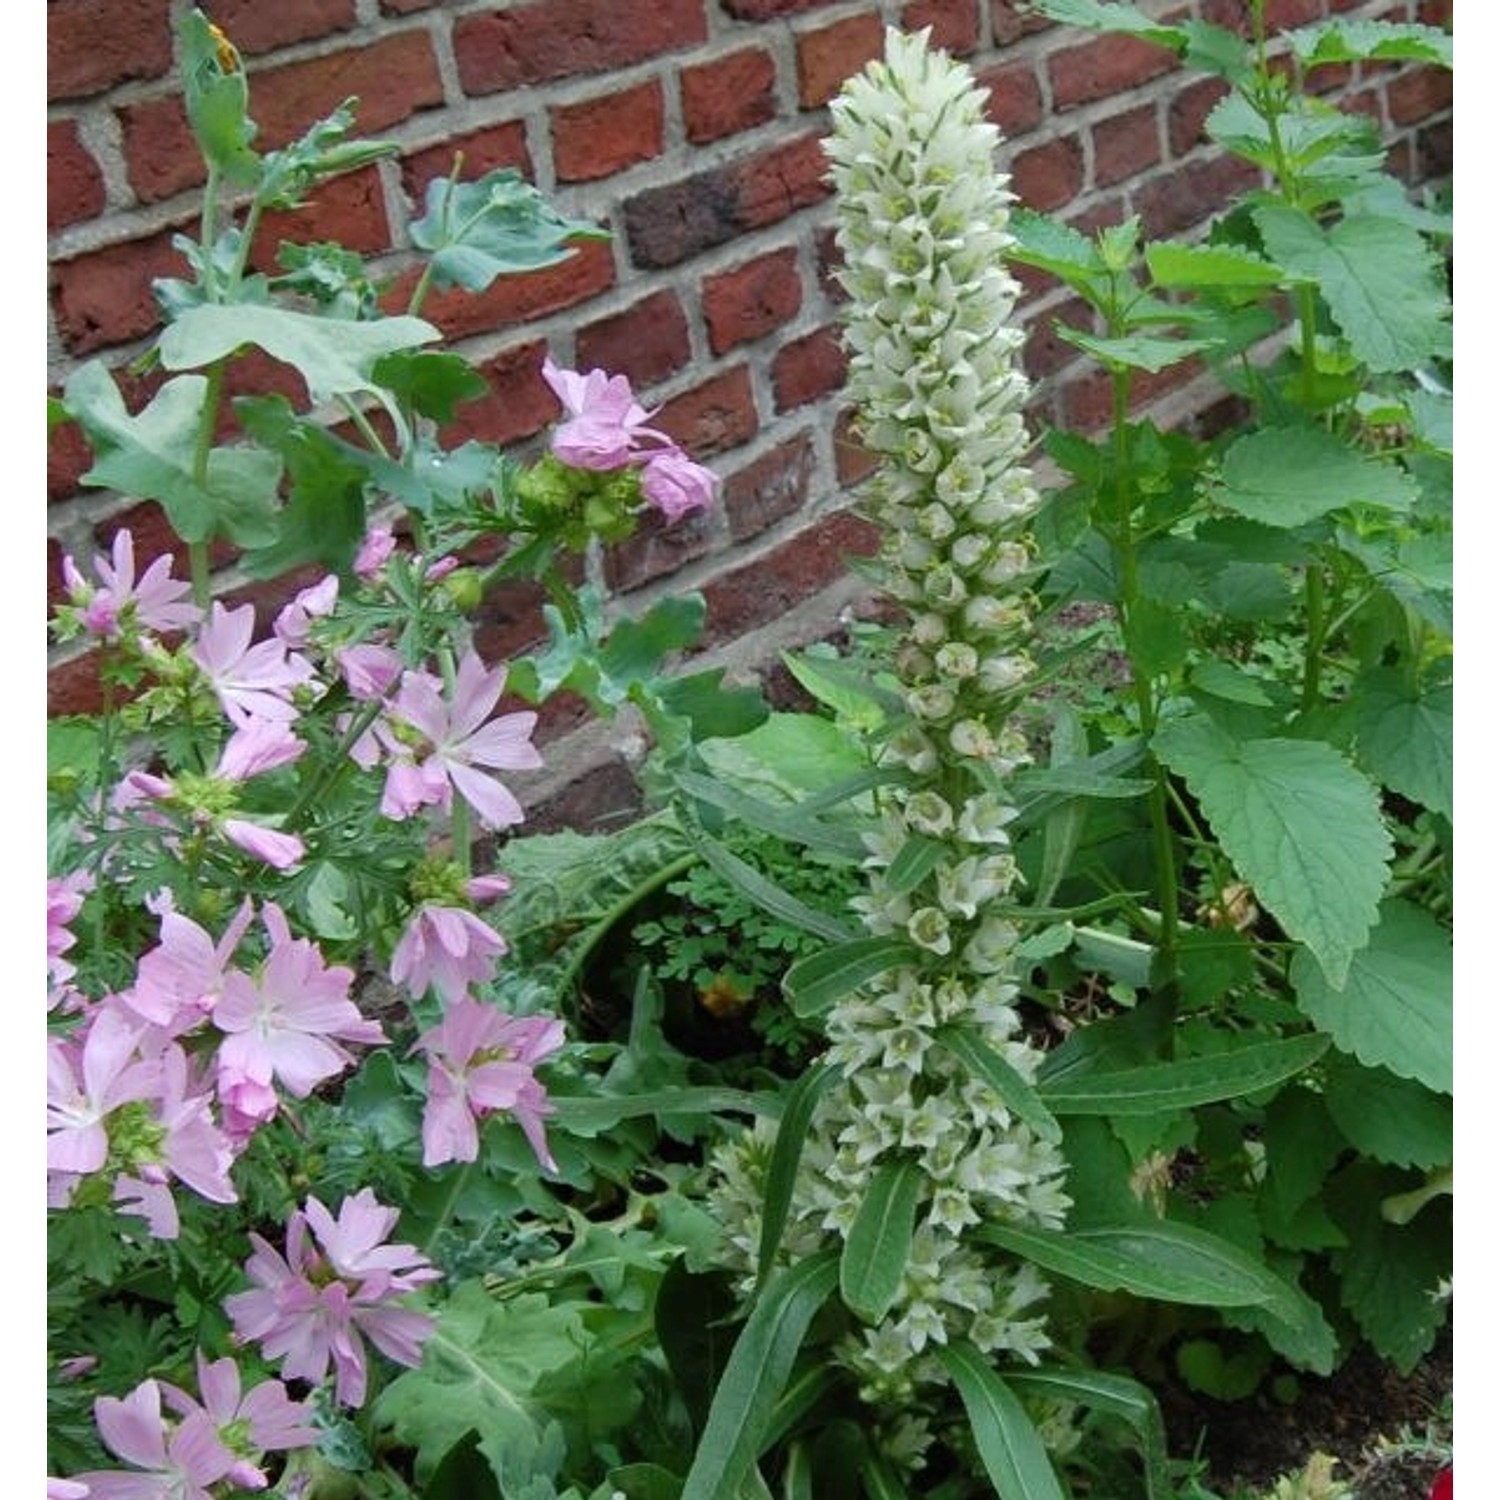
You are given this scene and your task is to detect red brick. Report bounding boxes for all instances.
[1132,154,1261,239]
[1049,34,1177,111]
[603,506,715,592]
[249,33,444,151]
[472,575,551,665]
[552,81,664,183]
[388,236,615,341]
[95,501,229,585]
[724,0,838,16]
[991,0,1053,43]
[814,226,847,303]
[795,11,885,109]
[437,339,557,450]
[118,97,202,205]
[1387,65,1453,126]
[1093,103,1161,187]
[48,121,105,233]
[1262,0,1321,26]
[736,134,833,230]
[833,407,878,487]
[402,122,534,205]
[381,0,442,11]
[772,325,848,412]
[575,291,692,390]
[454,0,708,93]
[1417,0,1453,24]
[50,229,188,356]
[723,433,815,541]
[702,510,878,641]
[1020,295,1094,382]
[48,652,106,718]
[703,248,803,356]
[978,61,1043,137]
[653,367,758,457]
[251,166,392,269]
[202,0,356,56]
[1060,354,1203,432]
[48,403,94,503]
[681,47,778,144]
[1169,76,1230,156]
[1011,134,1085,213]
[901,0,980,56]
[48,0,172,101]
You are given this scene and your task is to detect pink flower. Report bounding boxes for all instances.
[542,356,665,471]
[641,445,717,522]
[354,524,397,580]
[127,901,254,1031]
[414,998,565,1170]
[60,529,202,641]
[381,652,542,831]
[47,1480,90,1499]
[337,641,403,702]
[225,1190,440,1408]
[72,1378,234,1500]
[192,602,315,726]
[391,882,510,1005]
[273,574,338,648]
[213,904,383,1131]
[47,1007,158,1177]
[48,871,94,1008]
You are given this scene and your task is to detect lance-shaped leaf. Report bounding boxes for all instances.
[1214,426,1418,527]
[937,1342,1067,1500]
[1154,714,1392,986]
[756,1064,840,1292]
[782,936,916,1019]
[936,1025,1061,1143]
[839,1160,923,1324]
[1291,899,1451,1094]
[411,168,610,292]
[64,366,281,547]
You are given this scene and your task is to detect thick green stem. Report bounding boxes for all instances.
[187,359,229,607]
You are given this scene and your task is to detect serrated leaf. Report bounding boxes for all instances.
[1154,715,1392,985]
[937,1342,1067,1500]
[1253,204,1450,372]
[1215,426,1417,526]
[1352,670,1452,819]
[1008,207,1107,291]
[840,1160,922,1324]
[1291,899,1451,1093]
[1057,326,1219,373]
[1323,1053,1451,1169]
[1285,18,1452,69]
[372,349,489,424]
[1038,1033,1328,1115]
[1145,241,1285,289]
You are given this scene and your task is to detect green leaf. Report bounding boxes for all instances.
[551,1087,777,1137]
[756,1065,841,1291]
[1008,208,1107,293]
[778,649,892,732]
[782,937,916,1019]
[1323,1052,1451,1170]
[670,769,865,862]
[936,1342,1067,1500]
[697,713,872,805]
[679,1250,839,1500]
[1253,204,1451,372]
[1285,18,1453,70]
[1352,670,1452,819]
[1154,715,1392,986]
[158,303,439,427]
[1022,0,1184,50]
[411,168,610,292]
[1291,899,1451,1094]
[1057,326,1218,373]
[1038,1033,1329,1115]
[178,10,260,185]
[64,367,281,547]
[1145,241,1284,289]
[839,1160,923,1324]
[686,827,855,947]
[372,349,489,424]
[1214,426,1418,526]
[936,1025,1061,1144]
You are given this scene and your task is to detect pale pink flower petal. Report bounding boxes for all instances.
[641,446,717,522]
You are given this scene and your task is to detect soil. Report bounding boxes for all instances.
[1158,1325,1453,1497]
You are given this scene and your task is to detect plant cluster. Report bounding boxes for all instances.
[46,5,1451,1499]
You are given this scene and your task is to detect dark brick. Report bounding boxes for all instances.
[603,506,714,591]
[653,367,759,457]
[48,0,172,101]
[723,433,814,540]
[771,324,847,412]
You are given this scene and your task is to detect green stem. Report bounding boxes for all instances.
[420,1160,473,1256]
[280,696,388,827]
[187,359,229,607]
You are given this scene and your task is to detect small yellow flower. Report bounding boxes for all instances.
[207,21,240,74]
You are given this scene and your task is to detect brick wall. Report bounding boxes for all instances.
[46,0,1453,807]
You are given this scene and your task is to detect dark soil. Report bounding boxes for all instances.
[1159,1326,1453,1497]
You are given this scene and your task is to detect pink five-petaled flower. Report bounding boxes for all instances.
[193,601,315,727]
[70,1377,234,1500]
[225,1189,440,1409]
[641,445,717,522]
[212,903,383,1136]
[60,529,203,642]
[380,652,542,832]
[541,356,666,470]
[47,1006,159,1180]
[391,873,511,1006]
[160,1352,319,1491]
[273,573,338,649]
[413,998,566,1170]
[126,898,255,1033]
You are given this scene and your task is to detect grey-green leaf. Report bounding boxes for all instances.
[1291,899,1451,1094]
[1215,426,1418,526]
[1154,715,1392,986]
[840,1160,923,1324]
[782,937,915,1019]
[937,1025,1061,1143]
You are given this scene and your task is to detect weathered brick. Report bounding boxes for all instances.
[795,10,884,109]
[386,236,616,341]
[681,47,778,144]
[204,0,356,57]
[978,61,1044,137]
[524,758,643,836]
[552,81,665,183]
[603,506,714,591]
[381,0,442,12]
[48,0,172,101]
[402,122,534,205]
[1132,154,1261,239]
[1169,76,1230,156]
[623,133,830,269]
[1387,64,1453,126]
[48,651,106,718]
[814,225,847,303]
[833,406,878,487]
[575,290,692,390]
[1093,103,1161,187]
[1050,33,1177,111]
[652,367,758,457]
[91,502,211,588]
[48,403,94,503]
[437,339,556,450]
[991,0,1053,43]
[703,248,803,355]
[472,575,551,665]
[117,97,202,204]
[723,0,839,17]
[1020,294,1094,382]
[252,167,392,268]
[1262,0,1321,26]
[454,0,707,93]
[723,433,815,540]
[1011,134,1085,213]
[772,324,847,412]
[901,0,980,56]
[48,121,105,233]
[50,229,188,356]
